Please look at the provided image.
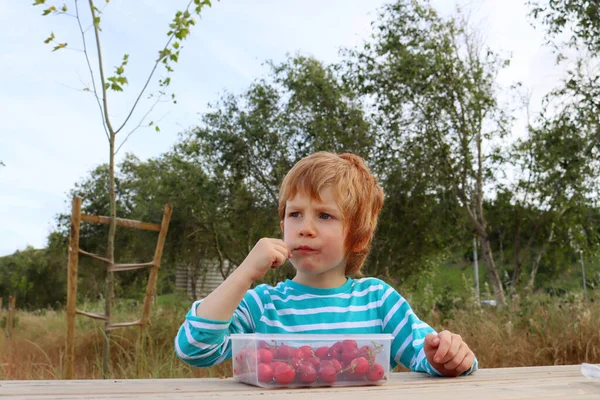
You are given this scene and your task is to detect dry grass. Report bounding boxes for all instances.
[1,294,599,380]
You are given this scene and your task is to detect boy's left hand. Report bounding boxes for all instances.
[424,330,475,377]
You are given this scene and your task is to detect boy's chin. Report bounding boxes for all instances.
[291,262,321,274]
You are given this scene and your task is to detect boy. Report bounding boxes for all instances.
[175,152,477,377]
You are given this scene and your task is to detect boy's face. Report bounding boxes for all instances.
[281,186,348,287]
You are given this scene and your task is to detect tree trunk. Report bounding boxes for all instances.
[479,234,506,306]
[103,132,116,378]
[525,223,555,293]
[188,264,197,300]
[475,130,506,307]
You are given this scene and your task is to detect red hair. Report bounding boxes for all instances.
[278,152,384,276]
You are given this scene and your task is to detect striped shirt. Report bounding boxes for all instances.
[174,277,478,375]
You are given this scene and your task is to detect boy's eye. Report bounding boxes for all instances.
[289,212,300,218]
[320,213,333,220]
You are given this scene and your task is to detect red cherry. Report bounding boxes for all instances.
[358,345,375,362]
[349,357,370,374]
[344,369,364,381]
[314,346,330,360]
[276,345,292,359]
[318,365,338,383]
[308,356,321,368]
[329,342,343,360]
[289,357,303,370]
[342,347,359,364]
[271,361,286,371]
[342,339,358,349]
[257,340,270,349]
[299,345,314,360]
[257,363,274,382]
[298,364,318,384]
[366,364,385,382]
[235,349,249,363]
[291,348,304,360]
[258,348,273,364]
[330,359,343,373]
[273,363,296,385]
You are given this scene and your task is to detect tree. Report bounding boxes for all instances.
[524,0,600,292]
[0,244,67,310]
[33,0,214,376]
[509,104,598,293]
[189,55,373,203]
[529,0,600,156]
[346,0,511,306]
[119,152,256,296]
[529,0,600,54]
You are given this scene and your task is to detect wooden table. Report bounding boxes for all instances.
[1,365,598,399]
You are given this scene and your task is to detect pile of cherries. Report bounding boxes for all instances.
[234,339,386,386]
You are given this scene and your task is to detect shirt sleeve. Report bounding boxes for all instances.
[380,283,477,376]
[174,293,255,368]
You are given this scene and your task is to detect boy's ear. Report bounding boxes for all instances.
[280,220,284,236]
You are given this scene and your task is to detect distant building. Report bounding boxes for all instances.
[176,259,230,300]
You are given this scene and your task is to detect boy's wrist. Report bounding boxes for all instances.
[234,262,259,285]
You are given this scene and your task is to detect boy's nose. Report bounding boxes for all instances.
[298,220,316,237]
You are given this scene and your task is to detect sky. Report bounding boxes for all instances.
[0,0,567,257]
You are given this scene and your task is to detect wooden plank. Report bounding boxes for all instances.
[0,366,598,399]
[108,262,154,272]
[106,320,142,331]
[81,214,161,232]
[66,197,82,379]
[140,203,173,327]
[75,309,108,321]
[6,296,16,338]
[78,249,111,264]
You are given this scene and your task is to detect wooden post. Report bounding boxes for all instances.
[66,197,82,379]
[140,203,173,328]
[6,296,16,338]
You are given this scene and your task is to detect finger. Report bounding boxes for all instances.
[455,350,475,375]
[271,241,288,256]
[271,251,286,268]
[270,238,288,249]
[443,342,468,370]
[439,334,462,364]
[433,331,452,364]
[424,333,439,354]
[270,240,291,258]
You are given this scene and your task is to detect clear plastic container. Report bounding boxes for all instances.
[231,333,393,388]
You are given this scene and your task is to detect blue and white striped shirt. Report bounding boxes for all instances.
[174,277,477,375]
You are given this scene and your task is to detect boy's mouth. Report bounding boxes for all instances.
[294,245,317,252]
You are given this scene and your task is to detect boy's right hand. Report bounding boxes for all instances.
[240,238,292,281]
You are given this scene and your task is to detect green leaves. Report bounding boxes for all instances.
[105,54,129,92]
[43,31,67,51]
[42,5,56,15]
[528,0,600,54]
[52,42,67,51]
[44,32,55,44]
[105,75,128,91]
[194,0,213,14]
